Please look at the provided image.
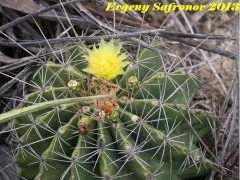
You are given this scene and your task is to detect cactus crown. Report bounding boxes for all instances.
[12,39,215,180]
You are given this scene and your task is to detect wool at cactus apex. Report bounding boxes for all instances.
[105,2,206,13]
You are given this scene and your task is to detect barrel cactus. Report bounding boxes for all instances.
[7,39,215,179]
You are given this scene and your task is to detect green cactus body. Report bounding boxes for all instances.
[13,42,215,179]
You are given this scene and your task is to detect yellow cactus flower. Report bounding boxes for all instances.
[83,39,129,81]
